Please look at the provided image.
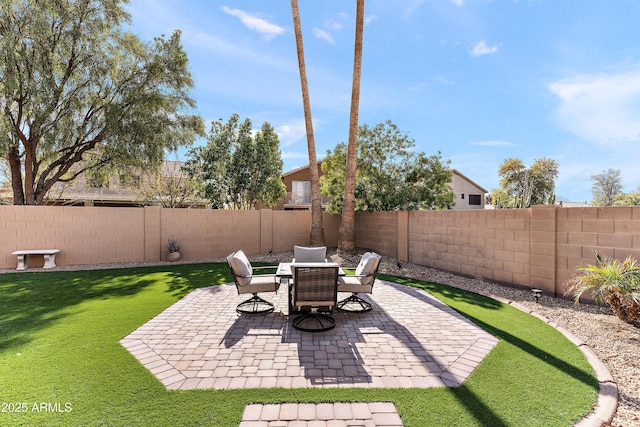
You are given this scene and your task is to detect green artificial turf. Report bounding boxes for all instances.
[0,265,598,426]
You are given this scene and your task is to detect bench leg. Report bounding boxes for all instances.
[43,254,57,269]
[16,255,26,271]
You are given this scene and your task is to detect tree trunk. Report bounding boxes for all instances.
[291,0,324,246]
[8,146,25,205]
[338,0,365,252]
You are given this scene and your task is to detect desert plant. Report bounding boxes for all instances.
[564,252,640,327]
[167,238,181,254]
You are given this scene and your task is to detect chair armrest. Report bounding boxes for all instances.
[292,259,329,263]
[252,265,279,270]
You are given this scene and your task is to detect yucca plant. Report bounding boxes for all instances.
[167,238,181,253]
[565,252,640,328]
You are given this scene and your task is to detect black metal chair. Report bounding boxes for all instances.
[226,250,280,314]
[337,252,382,313]
[291,264,339,332]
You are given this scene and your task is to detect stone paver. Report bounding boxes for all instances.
[239,403,404,427]
[121,280,498,391]
[121,279,499,426]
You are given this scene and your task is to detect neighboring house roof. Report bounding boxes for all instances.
[452,169,488,194]
[281,160,323,178]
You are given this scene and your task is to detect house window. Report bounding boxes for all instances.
[461,194,464,199]
[292,181,311,204]
[469,194,482,205]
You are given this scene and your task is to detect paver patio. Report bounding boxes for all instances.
[121,279,498,391]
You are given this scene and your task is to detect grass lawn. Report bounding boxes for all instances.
[0,264,598,426]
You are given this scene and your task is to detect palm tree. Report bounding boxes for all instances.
[290,0,324,246]
[338,0,365,252]
[565,252,640,328]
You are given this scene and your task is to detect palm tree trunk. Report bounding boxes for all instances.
[338,0,365,252]
[290,0,324,246]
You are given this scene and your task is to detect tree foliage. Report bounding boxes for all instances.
[565,252,640,328]
[321,121,453,214]
[184,114,286,210]
[615,188,640,206]
[494,157,559,208]
[135,161,205,208]
[591,169,623,206]
[0,0,204,205]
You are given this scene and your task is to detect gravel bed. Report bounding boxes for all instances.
[3,249,638,426]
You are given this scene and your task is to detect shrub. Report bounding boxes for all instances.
[564,252,640,328]
[167,238,181,253]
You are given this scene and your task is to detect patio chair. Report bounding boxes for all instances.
[292,245,327,263]
[226,250,280,314]
[336,252,382,312]
[291,264,339,332]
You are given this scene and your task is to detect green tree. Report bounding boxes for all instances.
[0,0,204,205]
[591,169,623,206]
[135,161,205,208]
[321,121,453,213]
[487,188,512,209]
[290,0,324,245]
[184,115,286,210]
[497,157,559,208]
[615,187,640,206]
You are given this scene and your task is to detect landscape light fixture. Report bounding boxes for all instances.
[532,289,542,303]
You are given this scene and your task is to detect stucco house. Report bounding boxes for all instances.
[450,169,487,209]
[276,161,487,210]
[2,160,197,207]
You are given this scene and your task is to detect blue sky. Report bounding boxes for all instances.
[126,0,640,203]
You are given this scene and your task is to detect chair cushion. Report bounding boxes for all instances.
[228,250,253,287]
[244,275,279,294]
[355,252,381,286]
[293,245,327,263]
[338,276,373,293]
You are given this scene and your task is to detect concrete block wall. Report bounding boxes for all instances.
[404,208,531,288]
[0,205,146,268]
[556,206,640,287]
[355,211,399,258]
[3,205,640,300]
[159,208,262,261]
[0,206,340,269]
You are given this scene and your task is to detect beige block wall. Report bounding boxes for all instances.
[0,206,341,268]
[159,208,262,261]
[4,205,640,301]
[355,211,399,258]
[0,205,146,268]
[404,208,532,287]
[556,206,640,288]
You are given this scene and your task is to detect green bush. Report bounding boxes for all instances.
[565,252,640,327]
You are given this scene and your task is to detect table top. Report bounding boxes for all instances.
[276,262,345,277]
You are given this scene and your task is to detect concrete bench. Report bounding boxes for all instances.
[12,249,60,270]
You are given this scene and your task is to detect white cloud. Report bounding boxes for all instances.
[451,0,464,7]
[470,141,514,147]
[276,120,320,147]
[221,6,285,39]
[470,40,498,57]
[326,19,343,32]
[281,151,310,160]
[313,28,335,44]
[549,69,640,145]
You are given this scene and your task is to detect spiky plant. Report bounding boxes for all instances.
[565,252,640,327]
[167,238,181,254]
